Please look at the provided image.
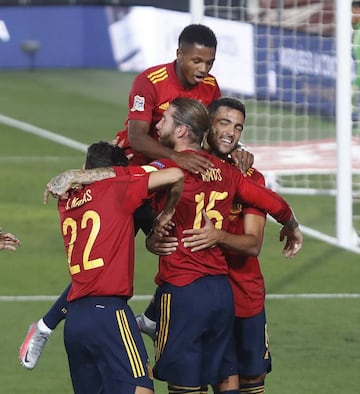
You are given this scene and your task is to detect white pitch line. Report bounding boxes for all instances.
[266,293,360,299]
[0,113,88,152]
[0,156,82,162]
[0,294,359,302]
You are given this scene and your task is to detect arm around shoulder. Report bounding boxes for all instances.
[147,167,184,192]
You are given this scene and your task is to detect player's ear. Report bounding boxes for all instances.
[176,124,188,139]
[176,48,183,60]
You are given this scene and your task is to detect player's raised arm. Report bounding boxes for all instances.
[148,167,184,236]
[43,167,117,204]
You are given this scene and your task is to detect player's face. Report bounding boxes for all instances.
[207,106,244,158]
[156,106,176,148]
[176,43,216,88]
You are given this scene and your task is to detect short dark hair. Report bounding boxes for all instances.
[85,141,129,169]
[353,1,360,7]
[178,24,217,49]
[170,97,210,144]
[208,97,246,120]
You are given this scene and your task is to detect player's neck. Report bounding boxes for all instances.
[207,147,228,161]
[175,142,202,153]
[174,62,192,90]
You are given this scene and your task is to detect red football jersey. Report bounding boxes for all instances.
[226,168,267,318]
[58,166,150,301]
[116,60,221,165]
[148,152,292,287]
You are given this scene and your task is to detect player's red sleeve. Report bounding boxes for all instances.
[242,168,266,217]
[112,166,147,176]
[234,171,292,224]
[127,72,157,123]
[213,80,221,100]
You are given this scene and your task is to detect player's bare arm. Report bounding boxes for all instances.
[128,119,174,160]
[43,168,115,204]
[148,168,184,236]
[146,233,178,256]
[0,229,20,251]
[182,210,265,255]
[182,209,302,258]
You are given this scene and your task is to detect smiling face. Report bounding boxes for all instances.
[176,43,216,89]
[207,106,245,159]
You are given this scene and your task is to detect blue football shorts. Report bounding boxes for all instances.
[153,275,237,387]
[64,296,154,394]
[233,308,272,377]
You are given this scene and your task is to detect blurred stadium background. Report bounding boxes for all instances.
[0,1,359,393]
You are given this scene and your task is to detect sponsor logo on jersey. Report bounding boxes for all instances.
[130,95,145,112]
[147,66,168,84]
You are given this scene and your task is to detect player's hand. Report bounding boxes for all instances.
[43,171,80,204]
[171,151,213,174]
[111,136,134,161]
[0,230,20,251]
[231,147,254,176]
[146,233,178,256]
[112,130,128,148]
[182,210,219,252]
[279,225,303,258]
[152,212,175,238]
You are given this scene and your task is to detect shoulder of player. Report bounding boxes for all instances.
[245,167,265,185]
[200,73,219,88]
[141,158,178,172]
[112,165,147,177]
[136,62,172,85]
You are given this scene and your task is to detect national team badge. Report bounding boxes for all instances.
[130,95,145,112]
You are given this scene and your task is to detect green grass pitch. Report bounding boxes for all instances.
[0,70,359,393]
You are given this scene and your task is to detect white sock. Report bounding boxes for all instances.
[37,318,52,334]
[143,314,156,329]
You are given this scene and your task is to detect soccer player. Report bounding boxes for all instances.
[114,23,220,172]
[19,23,253,369]
[139,97,302,393]
[177,97,273,394]
[144,97,301,394]
[0,228,20,251]
[29,141,184,394]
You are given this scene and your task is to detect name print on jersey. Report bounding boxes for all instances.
[201,167,223,182]
[65,189,93,210]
